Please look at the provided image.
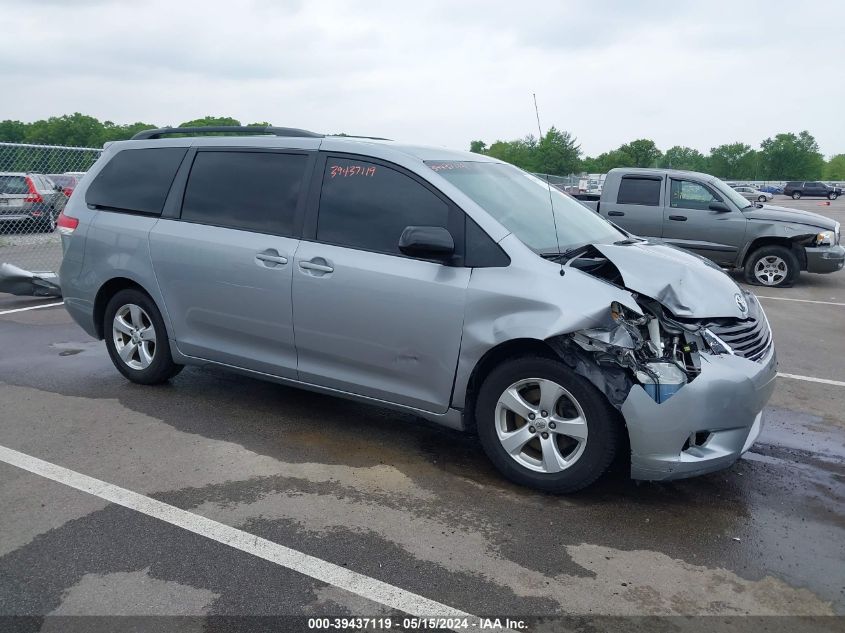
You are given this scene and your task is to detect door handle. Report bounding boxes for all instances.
[668,215,688,221]
[255,250,288,266]
[299,259,334,274]
[608,211,625,217]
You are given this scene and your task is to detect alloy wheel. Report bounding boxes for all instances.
[112,303,157,370]
[754,255,788,286]
[494,378,588,473]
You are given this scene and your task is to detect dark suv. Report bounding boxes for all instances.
[783,181,841,200]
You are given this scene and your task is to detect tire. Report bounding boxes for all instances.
[791,191,802,199]
[475,356,620,493]
[104,288,183,385]
[758,195,767,202]
[744,245,799,288]
[829,192,838,200]
[40,213,56,233]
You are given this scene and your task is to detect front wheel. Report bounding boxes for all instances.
[475,356,620,493]
[104,288,183,384]
[744,245,799,287]
[792,191,802,199]
[758,195,768,202]
[829,192,838,200]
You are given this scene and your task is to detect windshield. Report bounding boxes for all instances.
[710,177,754,209]
[426,161,624,253]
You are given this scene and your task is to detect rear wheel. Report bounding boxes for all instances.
[744,245,799,287]
[476,357,619,493]
[792,191,802,199]
[40,213,56,232]
[104,288,183,384]
[758,195,767,202]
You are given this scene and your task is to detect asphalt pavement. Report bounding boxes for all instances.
[0,195,843,631]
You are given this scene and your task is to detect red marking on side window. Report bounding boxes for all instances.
[329,164,377,178]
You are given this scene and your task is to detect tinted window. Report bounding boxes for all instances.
[670,179,721,210]
[181,151,307,235]
[465,216,509,267]
[87,148,186,214]
[318,157,449,255]
[617,177,661,206]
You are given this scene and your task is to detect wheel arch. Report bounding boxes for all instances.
[93,277,155,339]
[741,235,807,270]
[461,337,559,432]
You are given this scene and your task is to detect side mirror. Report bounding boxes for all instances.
[709,201,731,213]
[398,226,454,261]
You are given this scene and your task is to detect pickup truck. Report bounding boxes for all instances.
[576,168,844,287]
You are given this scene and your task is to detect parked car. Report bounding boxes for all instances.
[758,184,784,195]
[59,126,778,493]
[0,172,67,232]
[580,168,843,287]
[783,181,842,200]
[47,173,83,198]
[732,185,773,203]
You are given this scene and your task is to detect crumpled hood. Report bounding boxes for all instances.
[590,241,746,319]
[744,204,837,231]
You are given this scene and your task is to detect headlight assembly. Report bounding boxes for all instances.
[815,231,835,246]
[702,328,733,355]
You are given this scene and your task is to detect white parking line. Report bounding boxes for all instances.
[777,373,845,387]
[757,295,845,307]
[0,444,479,629]
[0,301,64,316]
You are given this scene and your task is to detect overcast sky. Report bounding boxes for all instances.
[3,0,843,157]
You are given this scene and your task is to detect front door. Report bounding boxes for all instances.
[661,178,747,265]
[293,156,470,413]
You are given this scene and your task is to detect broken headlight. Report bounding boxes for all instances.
[701,328,733,355]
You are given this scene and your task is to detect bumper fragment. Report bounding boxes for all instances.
[805,244,845,274]
[622,347,777,481]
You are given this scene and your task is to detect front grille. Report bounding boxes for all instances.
[708,317,772,362]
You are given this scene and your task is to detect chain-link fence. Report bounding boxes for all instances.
[0,141,101,296]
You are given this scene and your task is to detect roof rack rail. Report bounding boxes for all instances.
[131,126,324,140]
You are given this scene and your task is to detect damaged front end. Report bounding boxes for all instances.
[547,245,777,480]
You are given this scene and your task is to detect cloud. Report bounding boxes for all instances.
[0,0,842,156]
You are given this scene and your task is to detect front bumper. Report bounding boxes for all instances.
[622,345,777,481]
[805,244,845,274]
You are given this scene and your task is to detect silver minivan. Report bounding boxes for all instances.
[58,126,777,492]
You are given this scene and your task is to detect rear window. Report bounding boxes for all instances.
[0,175,28,195]
[180,150,308,236]
[617,177,661,206]
[86,147,187,215]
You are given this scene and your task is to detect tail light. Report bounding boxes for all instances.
[57,210,79,235]
[24,177,44,204]
[63,187,73,198]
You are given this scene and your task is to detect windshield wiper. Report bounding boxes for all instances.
[540,243,593,263]
[613,237,643,245]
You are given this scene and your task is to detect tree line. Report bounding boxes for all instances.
[472,129,845,181]
[0,114,273,149]
[1,113,843,180]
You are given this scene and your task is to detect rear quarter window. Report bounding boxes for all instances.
[86,147,187,215]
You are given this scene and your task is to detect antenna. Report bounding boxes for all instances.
[533,93,544,138]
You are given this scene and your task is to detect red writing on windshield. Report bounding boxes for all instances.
[330,164,377,178]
